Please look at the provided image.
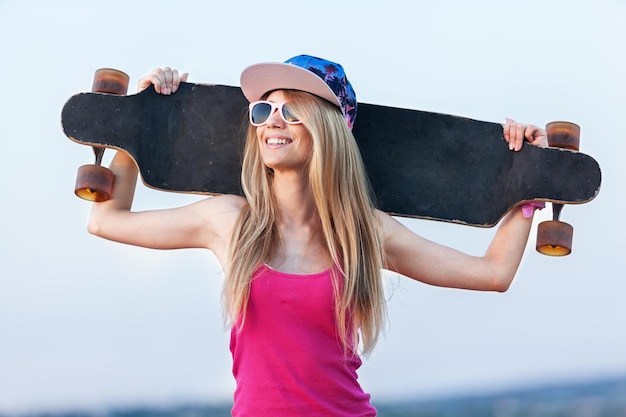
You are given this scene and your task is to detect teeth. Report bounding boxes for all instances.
[267,138,290,145]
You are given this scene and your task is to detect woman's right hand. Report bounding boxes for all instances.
[137,67,189,95]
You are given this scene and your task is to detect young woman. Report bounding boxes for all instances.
[87,55,547,416]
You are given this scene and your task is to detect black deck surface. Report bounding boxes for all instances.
[62,83,601,226]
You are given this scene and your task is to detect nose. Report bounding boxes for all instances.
[265,107,285,127]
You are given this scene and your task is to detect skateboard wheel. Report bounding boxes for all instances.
[92,68,129,95]
[545,121,580,151]
[536,220,573,256]
[75,164,114,202]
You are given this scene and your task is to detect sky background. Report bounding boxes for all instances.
[1,0,625,414]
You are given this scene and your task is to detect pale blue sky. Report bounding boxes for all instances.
[1,0,625,414]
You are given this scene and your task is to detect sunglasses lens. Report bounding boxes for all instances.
[250,102,272,125]
[281,104,299,123]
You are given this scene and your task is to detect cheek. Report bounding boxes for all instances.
[291,124,312,146]
[302,139,314,164]
[293,130,313,157]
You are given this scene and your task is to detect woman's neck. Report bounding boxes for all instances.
[268,171,330,274]
[272,171,317,227]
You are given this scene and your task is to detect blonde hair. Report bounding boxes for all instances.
[223,90,385,355]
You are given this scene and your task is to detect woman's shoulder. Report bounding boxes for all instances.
[207,193,247,209]
[194,194,247,220]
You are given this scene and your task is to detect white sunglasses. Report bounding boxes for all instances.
[248,100,302,126]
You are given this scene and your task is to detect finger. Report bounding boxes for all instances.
[171,69,185,93]
[161,67,173,95]
[168,69,180,93]
[525,126,537,144]
[503,118,513,144]
[152,70,166,94]
[138,73,157,93]
[138,68,166,93]
[504,118,523,151]
[525,125,548,147]
[173,72,188,92]
[514,121,527,151]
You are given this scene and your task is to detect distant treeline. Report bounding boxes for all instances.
[3,376,626,417]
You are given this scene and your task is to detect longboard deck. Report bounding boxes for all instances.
[62,83,601,227]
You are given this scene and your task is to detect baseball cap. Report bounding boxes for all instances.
[240,54,357,129]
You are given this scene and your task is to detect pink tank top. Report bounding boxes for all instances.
[229,264,376,416]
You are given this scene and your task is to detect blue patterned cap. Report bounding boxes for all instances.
[240,54,357,129]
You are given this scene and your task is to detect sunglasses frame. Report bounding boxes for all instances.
[248,100,302,126]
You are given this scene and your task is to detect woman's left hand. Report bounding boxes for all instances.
[503,118,548,151]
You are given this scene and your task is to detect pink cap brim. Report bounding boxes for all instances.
[240,62,341,108]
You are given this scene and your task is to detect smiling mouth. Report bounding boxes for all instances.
[266,138,292,145]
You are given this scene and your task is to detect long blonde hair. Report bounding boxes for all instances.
[223,90,385,355]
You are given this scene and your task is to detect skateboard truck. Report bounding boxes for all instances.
[74,68,129,202]
[535,121,580,256]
